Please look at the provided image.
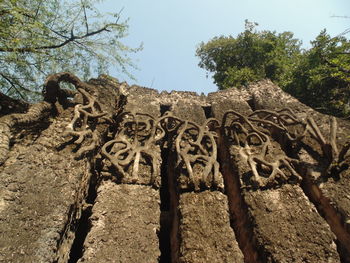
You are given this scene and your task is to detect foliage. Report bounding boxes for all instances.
[196,21,350,117]
[0,0,140,101]
[285,30,350,116]
[196,20,302,89]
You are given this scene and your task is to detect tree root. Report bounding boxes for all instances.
[0,72,109,165]
[102,111,223,190]
[304,116,350,179]
[223,108,350,188]
[102,111,165,187]
[0,101,52,165]
[222,109,302,188]
[175,118,223,191]
[44,72,110,158]
[63,88,109,158]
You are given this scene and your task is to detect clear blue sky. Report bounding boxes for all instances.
[98,0,349,94]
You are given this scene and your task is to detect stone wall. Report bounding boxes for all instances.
[0,74,349,263]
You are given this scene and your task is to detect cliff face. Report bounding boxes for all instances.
[0,74,350,263]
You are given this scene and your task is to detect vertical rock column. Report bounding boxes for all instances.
[0,113,89,263]
[209,88,341,263]
[246,80,350,260]
[78,85,162,262]
[169,96,244,263]
[0,74,119,263]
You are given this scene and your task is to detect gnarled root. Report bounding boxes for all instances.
[175,118,223,191]
[305,116,350,178]
[223,108,349,186]
[101,111,222,190]
[223,109,301,188]
[102,112,165,187]
[63,88,108,158]
[43,72,109,158]
[0,101,52,165]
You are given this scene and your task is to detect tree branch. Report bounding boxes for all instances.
[0,23,118,53]
[0,73,25,100]
[0,73,41,95]
[324,58,350,74]
[81,0,89,34]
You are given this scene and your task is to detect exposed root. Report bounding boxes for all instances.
[102,111,166,187]
[63,88,109,158]
[222,109,301,188]
[43,72,111,158]
[0,72,109,165]
[101,111,222,190]
[303,116,350,180]
[223,107,349,187]
[0,101,52,165]
[175,118,223,191]
[248,108,306,142]
[43,72,94,103]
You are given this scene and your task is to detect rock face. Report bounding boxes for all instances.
[0,75,349,263]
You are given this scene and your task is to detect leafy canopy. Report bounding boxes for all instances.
[196,20,302,90]
[0,0,141,100]
[196,20,350,117]
[285,30,350,116]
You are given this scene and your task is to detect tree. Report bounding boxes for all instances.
[196,21,350,117]
[285,30,350,116]
[0,0,140,101]
[196,20,302,90]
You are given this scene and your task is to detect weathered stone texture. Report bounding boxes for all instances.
[0,74,119,263]
[247,80,350,259]
[78,181,160,263]
[208,87,252,120]
[178,191,244,263]
[78,80,164,262]
[1,76,349,263]
[0,113,88,263]
[245,185,339,262]
[210,84,342,262]
[170,98,242,262]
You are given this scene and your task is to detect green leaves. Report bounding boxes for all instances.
[196,20,302,89]
[196,21,350,117]
[286,30,350,117]
[0,0,141,101]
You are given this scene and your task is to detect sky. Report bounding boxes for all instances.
[98,0,349,94]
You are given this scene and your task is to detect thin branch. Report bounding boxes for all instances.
[0,73,25,100]
[81,0,89,34]
[336,28,350,38]
[47,4,60,28]
[0,8,34,19]
[0,23,119,53]
[324,58,350,74]
[34,0,44,19]
[330,15,350,19]
[115,7,125,24]
[0,72,40,96]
